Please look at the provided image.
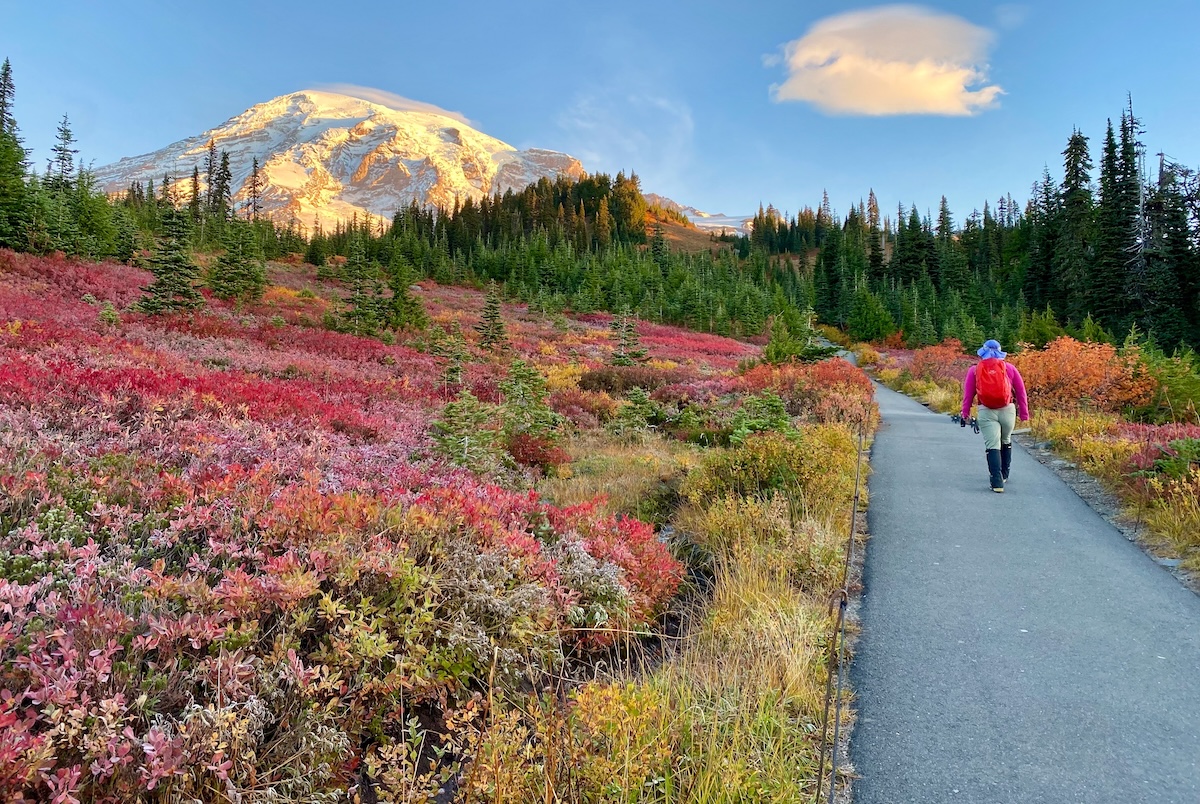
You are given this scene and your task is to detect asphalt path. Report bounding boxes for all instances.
[849,383,1200,804]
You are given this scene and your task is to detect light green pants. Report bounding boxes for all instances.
[978,403,1016,451]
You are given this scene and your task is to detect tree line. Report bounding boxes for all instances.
[737,101,1199,353]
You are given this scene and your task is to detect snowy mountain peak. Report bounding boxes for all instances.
[94,89,585,231]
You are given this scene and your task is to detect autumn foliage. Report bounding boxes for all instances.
[0,249,884,801]
[1009,336,1156,413]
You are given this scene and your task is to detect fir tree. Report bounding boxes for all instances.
[188,166,202,222]
[847,287,896,342]
[475,280,507,349]
[384,252,427,331]
[609,307,648,365]
[45,114,76,194]
[431,390,504,472]
[594,197,613,249]
[206,219,266,304]
[138,208,204,314]
[0,59,15,134]
[0,59,27,249]
[246,157,263,221]
[1053,129,1095,322]
[1093,119,1136,330]
[499,359,562,442]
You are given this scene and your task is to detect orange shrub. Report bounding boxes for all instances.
[1010,337,1157,413]
[910,339,972,384]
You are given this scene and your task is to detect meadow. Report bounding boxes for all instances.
[865,335,1200,575]
[0,249,877,803]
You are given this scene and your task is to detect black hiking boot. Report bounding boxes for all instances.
[1001,444,1012,482]
[986,449,1004,492]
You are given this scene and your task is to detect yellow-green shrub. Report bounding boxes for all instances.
[852,342,881,367]
[877,367,903,387]
[1144,469,1200,569]
[680,426,858,522]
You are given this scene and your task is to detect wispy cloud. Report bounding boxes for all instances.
[994,4,1028,31]
[314,83,474,126]
[556,89,694,187]
[769,4,1004,116]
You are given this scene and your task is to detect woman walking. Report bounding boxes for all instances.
[961,339,1029,492]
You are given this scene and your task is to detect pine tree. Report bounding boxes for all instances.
[206,219,266,304]
[204,139,218,212]
[431,390,504,471]
[0,60,28,249]
[0,59,15,134]
[847,287,896,342]
[609,307,648,365]
[384,252,427,331]
[1054,129,1095,322]
[1093,119,1135,330]
[339,237,380,336]
[138,208,204,314]
[246,157,263,221]
[475,280,507,349]
[499,359,561,442]
[594,197,613,249]
[45,114,76,194]
[188,166,202,223]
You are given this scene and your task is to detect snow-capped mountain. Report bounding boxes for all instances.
[93,90,585,230]
[644,193,752,235]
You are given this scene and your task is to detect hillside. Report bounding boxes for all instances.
[0,247,876,801]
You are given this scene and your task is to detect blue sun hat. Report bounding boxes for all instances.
[977,339,1007,359]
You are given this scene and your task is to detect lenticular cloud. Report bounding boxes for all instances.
[771,4,1004,116]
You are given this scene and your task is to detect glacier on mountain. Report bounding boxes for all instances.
[93,90,586,232]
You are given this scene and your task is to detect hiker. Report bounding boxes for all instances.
[961,339,1029,493]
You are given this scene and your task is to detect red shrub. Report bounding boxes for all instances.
[910,339,972,384]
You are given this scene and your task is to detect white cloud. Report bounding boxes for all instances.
[556,90,694,187]
[770,4,1004,116]
[314,83,474,126]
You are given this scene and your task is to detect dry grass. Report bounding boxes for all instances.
[538,432,700,524]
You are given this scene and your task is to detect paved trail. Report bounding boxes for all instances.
[849,384,1200,804]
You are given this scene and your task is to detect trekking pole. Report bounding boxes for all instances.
[949,413,980,433]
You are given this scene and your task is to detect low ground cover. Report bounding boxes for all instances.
[0,249,877,802]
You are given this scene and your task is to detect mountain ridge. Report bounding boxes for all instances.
[93,89,586,231]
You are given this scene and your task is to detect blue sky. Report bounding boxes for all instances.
[4,1,1199,223]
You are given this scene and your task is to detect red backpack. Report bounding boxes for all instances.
[976,358,1013,409]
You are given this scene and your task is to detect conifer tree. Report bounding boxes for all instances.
[431,390,504,472]
[246,157,263,221]
[188,166,202,222]
[45,114,76,194]
[206,219,266,304]
[1093,119,1135,330]
[1053,129,1095,322]
[594,197,613,249]
[0,59,15,134]
[475,280,507,349]
[0,59,28,249]
[609,306,648,365]
[499,359,561,443]
[431,322,469,390]
[339,237,380,335]
[384,252,427,331]
[204,139,218,211]
[847,287,896,342]
[138,208,204,314]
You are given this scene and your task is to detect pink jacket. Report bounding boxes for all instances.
[962,361,1029,420]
